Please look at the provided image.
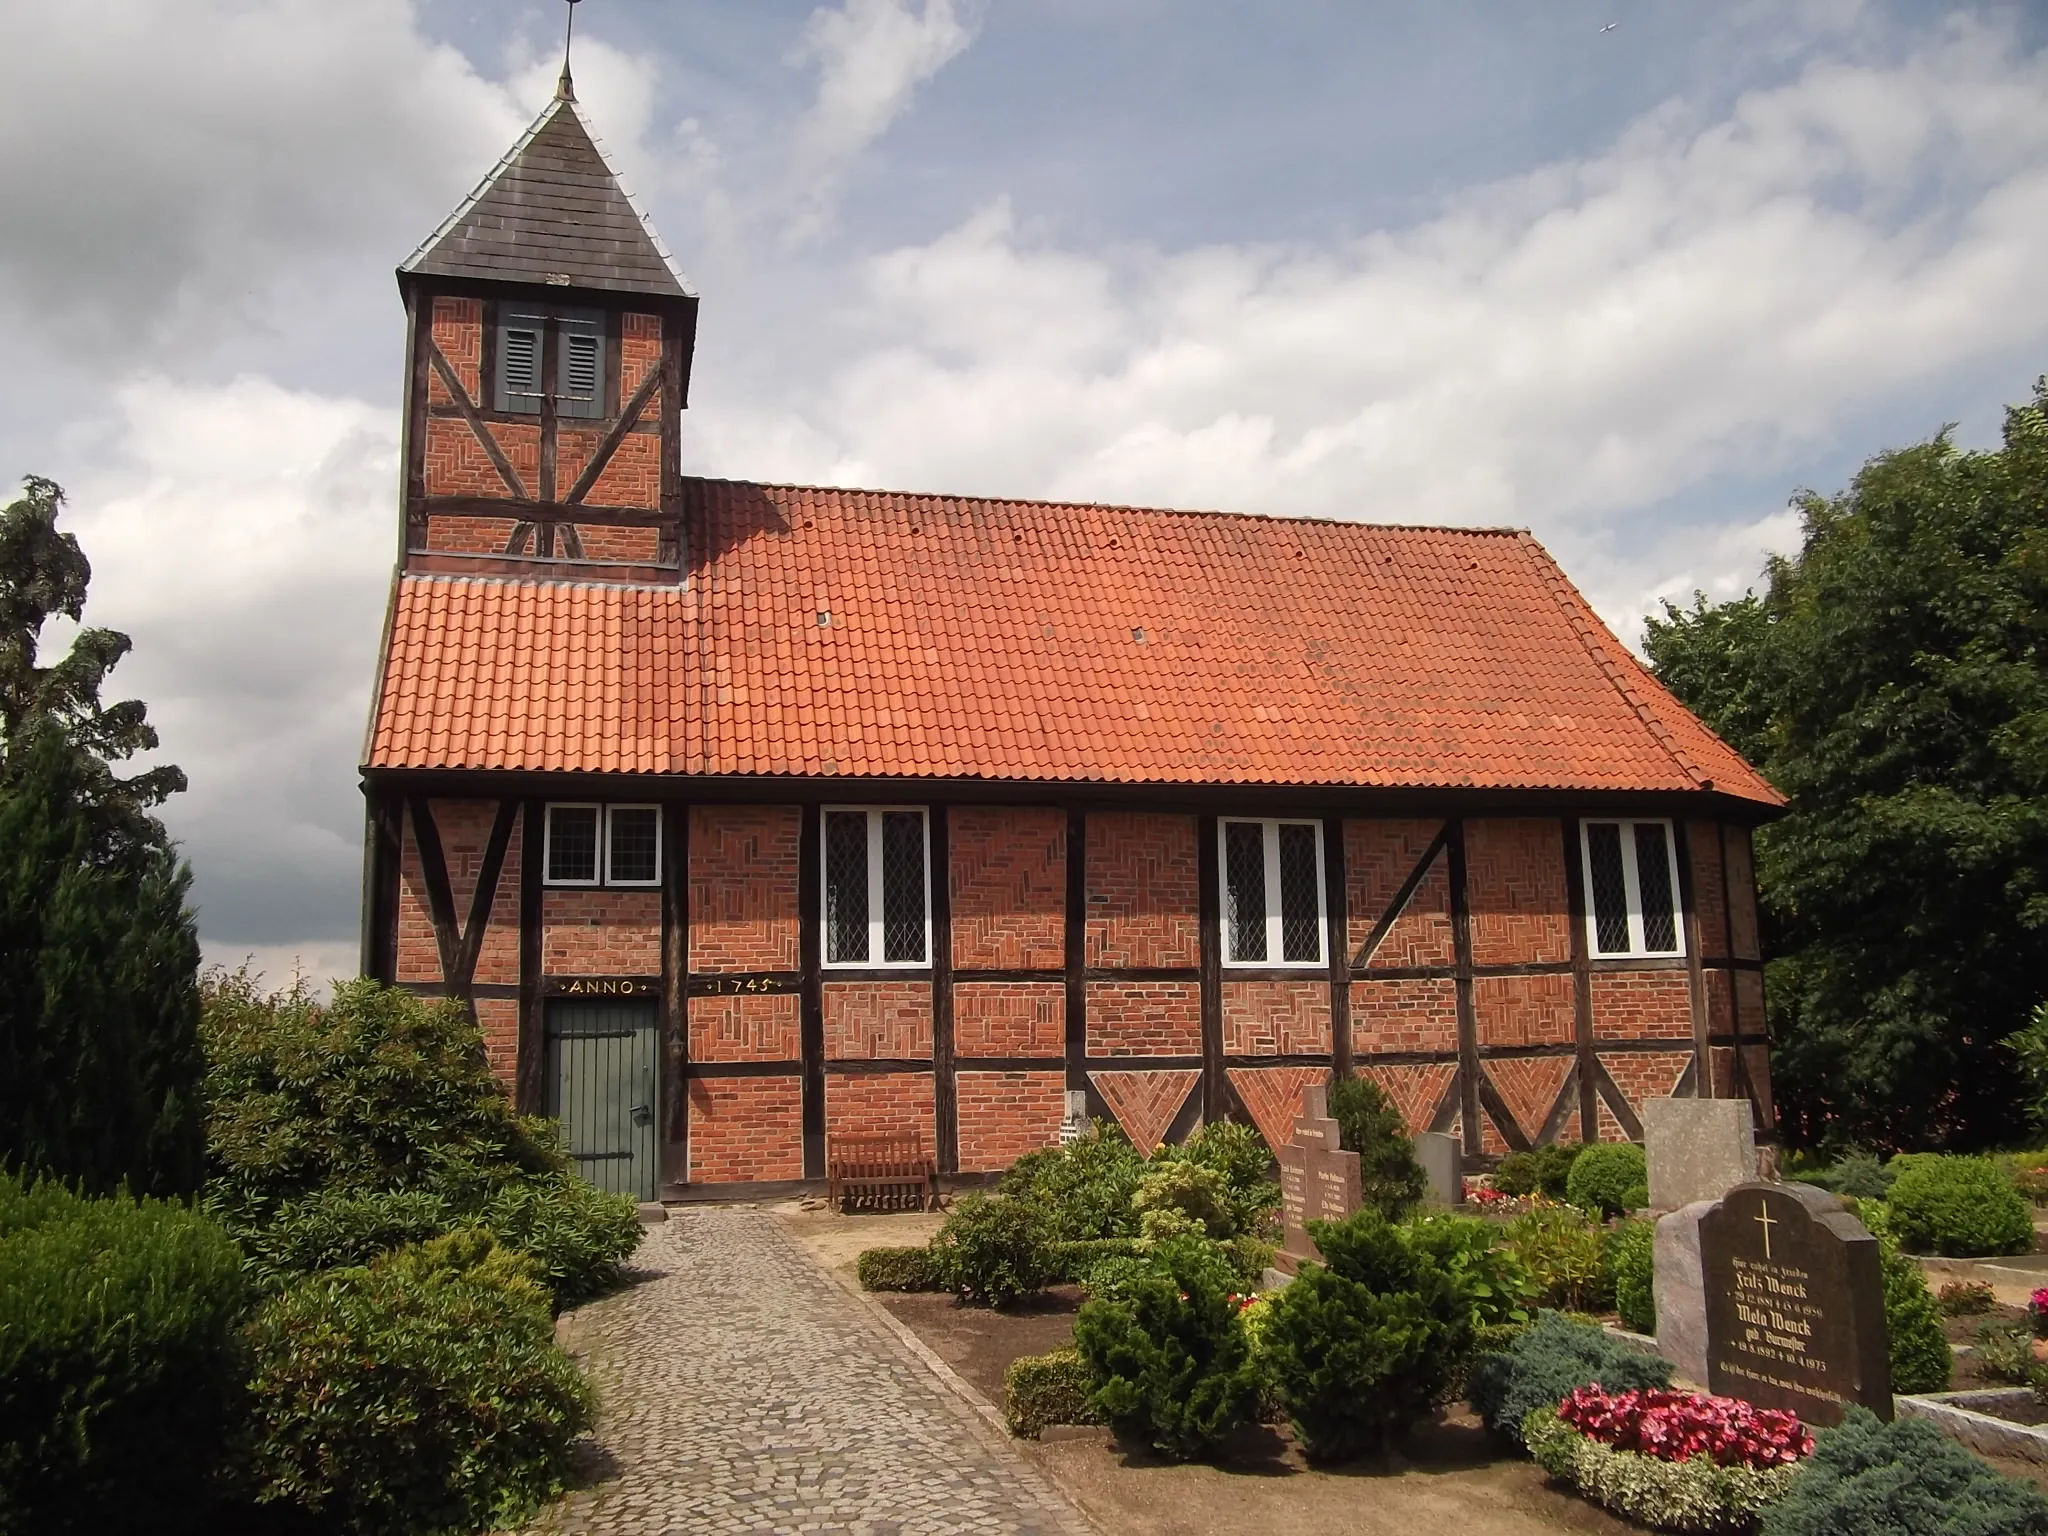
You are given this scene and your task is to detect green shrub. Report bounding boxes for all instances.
[1132,1158,1233,1236]
[1525,1406,1800,1533]
[238,1262,592,1536]
[1048,1235,1142,1281]
[996,1123,1145,1240]
[1493,1143,1584,1200]
[1501,1202,1612,1311]
[1467,1311,1672,1448]
[373,1227,550,1311]
[226,1186,453,1292]
[1261,1208,1473,1463]
[478,1174,640,1306]
[1074,1235,1261,1461]
[1171,1119,1282,1236]
[931,1194,1054,1308]
[1221,1233,1276,1289]
[1871,1213,1950,1395]
[858,1244,950,1291]
[1937,1278,1996,1316]
[1606,1220,1657,1335]
[1801,1151,1895,1203]
[1567,1143,1648,1218]
[1886,1155,2034,1258]
[1004,1348,1104,1439]
[0,1178,247,1535]
[1327,1075,1428,1220]
[1758,1406,2048,1536]
[1402,1212,1536,1331]
[1976,1324,2035,1386]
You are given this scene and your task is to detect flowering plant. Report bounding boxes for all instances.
[1557,1385,1812,1470]
[2030,1286,2048,1339]
[1470,1183,1512,1206]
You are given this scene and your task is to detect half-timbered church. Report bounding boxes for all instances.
[360,70,1784,1201]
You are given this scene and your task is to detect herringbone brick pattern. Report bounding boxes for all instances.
[949,807,1065,969]
[689,994,800,1063]
[824,982,934,1059]
[1464,818,1570,966]
[1346,819,1453,966]
[1473,973,1574,1049]
[1226,1066,1328,1157]
[1090,1068,1199,1153]
[689,806,801,972]
[1084,812,1199,968]
[952,983,1064,1057]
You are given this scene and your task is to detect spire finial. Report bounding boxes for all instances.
[556,0,581,102]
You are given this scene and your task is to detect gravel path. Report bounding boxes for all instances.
[521,1206,1095,1536]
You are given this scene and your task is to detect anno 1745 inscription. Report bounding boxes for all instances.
[1699,1181,1891,1425]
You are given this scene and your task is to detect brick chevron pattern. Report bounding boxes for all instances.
[1487,1055,1574,1143]
[1089,1068,1200,1155]
[1226,1066,1329,1157]
[1360,1062,1457,1137]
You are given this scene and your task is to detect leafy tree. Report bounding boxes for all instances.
[0,477,203,1196]
[1327,1073,1428,1219]
[1645,382,2048,1150]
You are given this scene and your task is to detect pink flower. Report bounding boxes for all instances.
[1557,1385,1813,1469]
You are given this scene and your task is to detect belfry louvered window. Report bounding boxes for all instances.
[822,807,930,967]
[1580,819,1683,958]
[1220,818,1326,967]
[494,307,606,418]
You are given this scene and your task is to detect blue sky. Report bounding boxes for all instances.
[0,0,2044,983]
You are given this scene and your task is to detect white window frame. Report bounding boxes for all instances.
[820,805,933,970]
[542,802,602,888]
[603,804,663,888]
[1579,817,1685,959]
[1218,817,1328,969]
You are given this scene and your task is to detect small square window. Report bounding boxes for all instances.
[606,806,661,885]
[1581,818,1683,958]
[822,807,930,967]
[1220,819,1326,967]
[545,804,600,885]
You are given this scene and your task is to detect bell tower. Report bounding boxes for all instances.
[394,53,698,581]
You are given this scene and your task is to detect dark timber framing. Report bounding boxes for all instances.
[930,803,958,1173]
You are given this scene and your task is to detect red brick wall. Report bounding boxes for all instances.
[1590,971,1692,1040]
[824,982,934,1059]
[1600,1049,1693,1110]
[1351,977,1457,1055]
[428,297,482,403]
[956,1071,1065,1172]
[1220,980,1331,1055]
[689,806,800,971]
[562,427,660,509]
[825,1070,935,1141]
[1473,973,1575,1049]
[953,983,1064,1057]
[1347,819,1453,967]
[426,513,521,555]
[476,996,518,1087]
[950,807,1065,969]
[395,799,519,985]
[620,311,661,396]
[1464,818,1570,966]
[1086,980,1201,1056]
[424,414,538,498]
[1085,812,1199,967]
[688,1077,803,1182]
[542,888,660,974]
[689,994,800,1062]
[1688,819,1729,957]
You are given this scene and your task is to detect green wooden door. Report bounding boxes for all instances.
[545,998,659,1201]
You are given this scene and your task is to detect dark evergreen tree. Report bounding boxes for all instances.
[0,478,202,1196]
[1645,382,2048,1150]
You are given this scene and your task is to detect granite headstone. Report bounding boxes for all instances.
[1414,1130,1463,1207]
[1700,1181,1891,1424]
[1275,1085,1362,1275]
[1654,1200,1717,1383]
[1645,1097,1757,1211]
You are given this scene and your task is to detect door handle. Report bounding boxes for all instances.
[630,1102,653,1126]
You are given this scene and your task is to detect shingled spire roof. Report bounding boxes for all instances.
[401,83,690,298]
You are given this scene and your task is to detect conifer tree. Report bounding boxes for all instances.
[0,477,202,1196]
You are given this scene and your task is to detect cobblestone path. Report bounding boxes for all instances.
[522,1206,1094,1536]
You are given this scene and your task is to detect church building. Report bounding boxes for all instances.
[359,74,1783,1201]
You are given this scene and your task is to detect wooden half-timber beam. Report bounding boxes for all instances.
[423,495,676,527]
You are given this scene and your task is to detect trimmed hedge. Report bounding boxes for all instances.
[1886,1155,2034,1258]
[238,1260,593,1536]
[1004,1348,1103,1439]
[1759,1406,2048,1536]
[1606,1219,1657,1336]
[0,1177,247,1535]
[857,1244,950,1292]
[1468,1311,1673,1449]
[1567,1143,1648,1218]
[931,1194,1055,1307]
[1048,1236,1143,1282]
[1526,1407,1799,1534]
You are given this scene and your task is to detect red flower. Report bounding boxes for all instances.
[1557,1385,1813,1469]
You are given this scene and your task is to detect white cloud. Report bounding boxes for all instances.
[694,17,2048,641]
[62,376,395,953]
[786,0,976,235]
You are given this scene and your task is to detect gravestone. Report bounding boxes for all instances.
[1058,1090,1089,1146]
[1645,1097,1757,1210]
[1699,1181,1891,1424]
[1414,1130,1463,1207]
[1654,1200,1717,1382]
[1274,1085,1362,1276]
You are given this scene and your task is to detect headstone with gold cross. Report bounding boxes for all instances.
[1698,1181,1892,1424]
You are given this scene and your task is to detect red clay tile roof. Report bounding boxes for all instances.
[366,479,1782,806]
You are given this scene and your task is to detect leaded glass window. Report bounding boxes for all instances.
[1220,819,1326,967]
[545,804,600,884]
[606,806,660,885]
[822,807,930,967]
[1581,818,1683,958]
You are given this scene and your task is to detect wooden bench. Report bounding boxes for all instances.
[826,1133,940,1213]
